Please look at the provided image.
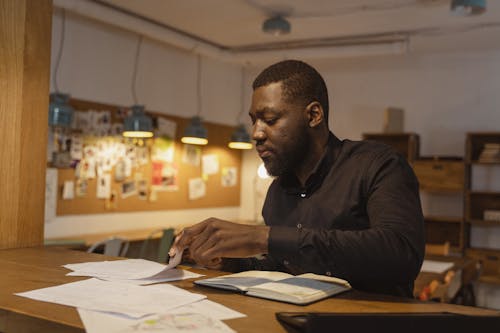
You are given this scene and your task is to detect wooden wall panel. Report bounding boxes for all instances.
[0,0,51,249]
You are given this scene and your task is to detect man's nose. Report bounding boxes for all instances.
[252,120,266,142]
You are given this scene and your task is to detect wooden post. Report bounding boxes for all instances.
[0,0,52,249]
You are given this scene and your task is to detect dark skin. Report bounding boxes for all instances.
[170,81,330,268]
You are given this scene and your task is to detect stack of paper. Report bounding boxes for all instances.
[16,257,245,333]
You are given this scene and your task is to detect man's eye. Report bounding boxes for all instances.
[265,118,277,125]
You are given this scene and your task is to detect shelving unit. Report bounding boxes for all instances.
[464,133,500,285]
[362,133,463,254]
[362,133,419,161]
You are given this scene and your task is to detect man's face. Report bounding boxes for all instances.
[249,82,310,177]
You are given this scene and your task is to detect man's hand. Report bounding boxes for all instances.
[169,218,270,268]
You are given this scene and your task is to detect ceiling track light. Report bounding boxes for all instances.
[262,15,291,36]
[451,0,486,16]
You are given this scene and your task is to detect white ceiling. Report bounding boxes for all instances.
[95,0,500,53]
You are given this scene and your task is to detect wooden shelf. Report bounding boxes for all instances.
[424,215,462,224]
[478,275,500,285]
[469,219,500,226]
[467,160,500,165]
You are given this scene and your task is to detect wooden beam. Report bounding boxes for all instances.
[0,0,52,249]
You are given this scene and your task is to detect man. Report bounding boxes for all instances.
[171,60,424,297]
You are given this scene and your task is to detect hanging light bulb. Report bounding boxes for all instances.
[123,104,154,138]
[229,67,253,150]
[182,54,208,145]
[123,36,154,138]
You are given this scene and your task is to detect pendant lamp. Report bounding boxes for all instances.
[181,116,208,145]
[49,93,74,128]
[262,15,291,36]
[229,67,252,150]
[123,36,154,138]
[49,9,73,128]
[182,55,208,145]
[123,105,154,138]
[229,124,252,149]
[451,0,486,16]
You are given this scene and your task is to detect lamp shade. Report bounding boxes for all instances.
[262,16,291,36]
[48,93,74,128]
[228,124,253,150]
[451,0,486,16]
[123,105,154,138]
[181,116,208,145]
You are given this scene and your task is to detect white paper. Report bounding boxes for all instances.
[16,278,205,318]
[62,180,74,200]
[156,117,177,139]
[221,167,237,187]
[64,259,175,280]
[78,308,235,333]
[104,269,203,285]
[420,260,455,274]
[170,300,245,320]
[44,168,58,222]
[182,144,201,166]
[96,173,111,199]
[202,154,219,175]
[189,178,206,200]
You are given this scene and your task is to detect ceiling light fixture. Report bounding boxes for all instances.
[262,15,291,36]
[123,104,154,138]
[181,54,208,145]
[451,0,486,16]
[229,67,252,150]
[123,35,154,138]
[49,9,74,128]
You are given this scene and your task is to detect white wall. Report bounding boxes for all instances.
[48,9,500,308]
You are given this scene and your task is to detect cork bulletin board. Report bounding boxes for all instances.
[54,99,242,216]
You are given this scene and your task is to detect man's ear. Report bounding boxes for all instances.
[305,102,324,128]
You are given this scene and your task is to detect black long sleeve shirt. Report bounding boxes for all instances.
[225,133,425,297]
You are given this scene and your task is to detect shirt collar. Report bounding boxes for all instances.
[279,132,342,195]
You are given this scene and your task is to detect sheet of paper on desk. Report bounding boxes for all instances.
[421,260,455,274]
[63,253,198,284]
[16,278,205,318]
[64,259,172,279]
[78,308,236,333]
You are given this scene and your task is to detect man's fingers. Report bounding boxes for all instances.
[169,220,212,256]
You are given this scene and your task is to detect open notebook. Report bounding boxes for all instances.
[194,270,351,305]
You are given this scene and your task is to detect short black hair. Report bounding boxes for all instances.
[252,59,329,122]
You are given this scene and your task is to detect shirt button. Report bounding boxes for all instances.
[297,223,302,229]
[283,260,289,266]
[326,271,332,276]
[300,193,306,198]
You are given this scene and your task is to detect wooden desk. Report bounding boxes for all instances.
[0,247,498,333]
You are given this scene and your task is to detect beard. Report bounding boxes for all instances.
[262,125,310,177]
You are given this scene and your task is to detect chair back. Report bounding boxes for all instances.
[87,237,130,257]
[139,228,175,263]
